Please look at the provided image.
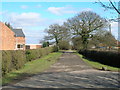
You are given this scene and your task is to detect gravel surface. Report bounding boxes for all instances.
[2,51,120,89]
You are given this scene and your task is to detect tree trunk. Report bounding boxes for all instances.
[55,36,59,50]
[81,34,89,50]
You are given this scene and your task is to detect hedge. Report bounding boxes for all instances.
[78,50,120,68]
[2,47,55,76]
[2,50,26,75]
[26,47,53,61]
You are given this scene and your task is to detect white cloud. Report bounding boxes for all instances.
[0,11,8,15]
[21,5,28,9]
[5,12,67,28]
[8,12,45,27]
[0,11,3,15]
[48,6,77,15]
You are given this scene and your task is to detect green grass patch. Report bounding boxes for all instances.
[2,52,62,85]
[76,53,119,72]
[59,50,77,52]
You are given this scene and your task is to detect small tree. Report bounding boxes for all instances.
[5,22,13,29]
[58,40,70,50]
[103,32,116,48]
[44,24,70,50]
[90,30,116,49]
[42,41,49,48]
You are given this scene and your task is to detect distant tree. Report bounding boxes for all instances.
[65,11,107,50]
[89,30,107,48]
[5,22,13,29]
[44,24,70,47]
[103,32,116,48]
[90,30,116,49]
[42,41,49,48]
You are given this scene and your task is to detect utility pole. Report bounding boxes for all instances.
[109,23,111,34]
[108,19,112,34]
[108,19,112,50]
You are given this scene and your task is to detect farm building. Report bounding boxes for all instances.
[0,22,25,50]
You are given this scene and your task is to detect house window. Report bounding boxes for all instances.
[17,44,23,48]
[21,45,23,48]
[26,45,30,49]
[17,44,21,48]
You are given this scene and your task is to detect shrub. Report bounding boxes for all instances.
[26,49,39,61]
[42,42,49,48]
[11,50,26,70]
[2,47,54,76]
[25,47,53,61]
[78,50,120,68]
[2,51,12,75]
[58,40,70,50]
[2,50,26,75]
[52,46,59,52]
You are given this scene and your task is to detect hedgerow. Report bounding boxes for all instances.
[78,50,120,68]
[2,47,55,76]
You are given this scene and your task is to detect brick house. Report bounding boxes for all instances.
[12,29,25,50]
[0,22,25,50]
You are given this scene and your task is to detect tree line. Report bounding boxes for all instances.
[42,11,117,50]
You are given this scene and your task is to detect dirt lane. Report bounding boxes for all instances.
[3,51,120,89]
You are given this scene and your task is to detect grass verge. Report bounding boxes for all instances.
[76,53,120,72]
[2,52,62,85]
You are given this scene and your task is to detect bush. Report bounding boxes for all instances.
[2,51,12,75]
[42,42,49,48]
[26,49,39,61]
[26,47,53,61]
[11,50,26,70]
[52,46,59,52]
[2,47,54,76]
[58,40,70,50]
[2,50,26,75]
[78,50,120,68]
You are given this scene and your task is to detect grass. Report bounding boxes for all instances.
[59,49,77,52]
[2,52,62,85]
[76,53,120,72]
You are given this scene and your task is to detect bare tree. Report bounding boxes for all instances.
[65,11,107,50]
[96,0,120,14]
[44,24,70,46]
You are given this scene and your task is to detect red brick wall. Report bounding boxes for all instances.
[26,44,41,49]
[0,22,16,50]
[15,37,25,50]
[36,45,42,48]
[15,37,25,44]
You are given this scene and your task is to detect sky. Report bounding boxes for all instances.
[0,0,119,44]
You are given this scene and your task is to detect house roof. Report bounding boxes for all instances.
[12,29,25,37]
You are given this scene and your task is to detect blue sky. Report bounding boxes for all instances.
[0,1,118,44]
